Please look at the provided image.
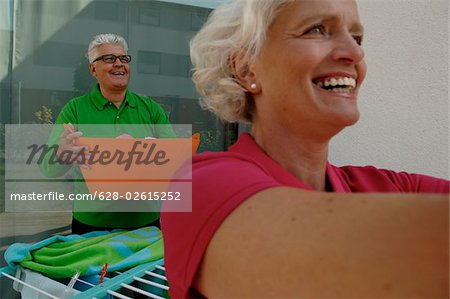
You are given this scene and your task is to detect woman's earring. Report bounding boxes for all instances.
[250,83,257,89]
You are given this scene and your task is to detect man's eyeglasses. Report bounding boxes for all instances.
[92,54,131,64]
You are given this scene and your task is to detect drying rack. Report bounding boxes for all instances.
[1,259,169,299]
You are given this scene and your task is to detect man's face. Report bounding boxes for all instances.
[89,43,130,93]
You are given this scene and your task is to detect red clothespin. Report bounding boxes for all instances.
[99,263,108,284]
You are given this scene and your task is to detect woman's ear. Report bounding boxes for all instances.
[229,50,261,94]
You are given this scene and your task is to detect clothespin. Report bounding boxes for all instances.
[99,263,108,284]
[63,270,80,299]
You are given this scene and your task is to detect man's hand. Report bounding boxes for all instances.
[56,123,89,167]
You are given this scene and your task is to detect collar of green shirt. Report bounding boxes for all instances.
[90,84,137,110]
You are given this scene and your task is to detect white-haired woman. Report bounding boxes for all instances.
[161,0,449,298]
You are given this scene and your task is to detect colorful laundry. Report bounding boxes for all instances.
[0,227,163,279]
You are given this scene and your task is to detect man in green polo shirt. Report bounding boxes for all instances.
[39,33,175,234]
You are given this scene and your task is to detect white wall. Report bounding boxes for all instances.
[329,0,449,179]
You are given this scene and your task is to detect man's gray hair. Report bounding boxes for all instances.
[87,33,128,63]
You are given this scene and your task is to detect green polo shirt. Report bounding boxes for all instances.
[39,84,175,228]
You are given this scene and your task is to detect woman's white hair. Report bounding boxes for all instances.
[190,0,293,123]
[87,33,128,63]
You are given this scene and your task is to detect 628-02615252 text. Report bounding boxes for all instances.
[96,191,182,201]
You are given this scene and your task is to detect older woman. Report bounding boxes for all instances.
[161,0,449,298]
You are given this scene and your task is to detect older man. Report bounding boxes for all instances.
[40,33,174,234]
